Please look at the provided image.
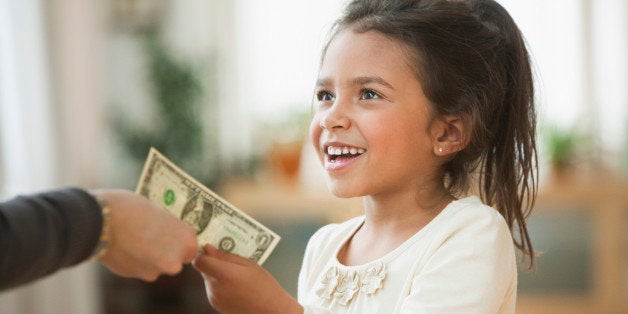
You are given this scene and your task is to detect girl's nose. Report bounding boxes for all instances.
[319,103,350,130]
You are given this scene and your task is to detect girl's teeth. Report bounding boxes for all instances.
[326,146,365,156]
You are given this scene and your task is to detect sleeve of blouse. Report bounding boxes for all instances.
[0,187,103,291]
[399,208,518,314]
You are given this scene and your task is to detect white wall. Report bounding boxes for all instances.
[0,0,106,313]
[504,0,627,170]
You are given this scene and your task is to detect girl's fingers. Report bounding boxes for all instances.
[192,250,241,278]
[192,253,219,276]
[193,244,259,282]
[202,244,255,266]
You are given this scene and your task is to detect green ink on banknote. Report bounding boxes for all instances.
[224,225,249,245]
[163,189,175,206]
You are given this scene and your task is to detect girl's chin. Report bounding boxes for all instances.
[326,182,365,199]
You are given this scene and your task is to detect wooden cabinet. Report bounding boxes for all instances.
[516,173,628,314]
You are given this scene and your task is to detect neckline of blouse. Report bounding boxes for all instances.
[331,195,479,269]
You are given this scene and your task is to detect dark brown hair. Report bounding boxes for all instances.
[326,0,538,266]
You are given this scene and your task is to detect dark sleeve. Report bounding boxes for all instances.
[0,187,103,291]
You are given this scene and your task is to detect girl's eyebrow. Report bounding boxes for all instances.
[315,78,332,88]
[352,76,395,90]
[315,76,395,90]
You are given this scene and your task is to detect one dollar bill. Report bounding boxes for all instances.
[136,147,280,265]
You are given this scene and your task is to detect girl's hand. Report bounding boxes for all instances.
[192,244,303,314]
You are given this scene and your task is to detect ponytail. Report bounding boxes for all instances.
[476,0,538,266]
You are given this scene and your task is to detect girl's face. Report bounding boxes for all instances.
[310,29,440,199]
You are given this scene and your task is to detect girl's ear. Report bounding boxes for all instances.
[430,115,470,156]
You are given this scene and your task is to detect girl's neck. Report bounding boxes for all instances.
[361,182,453,233]
[337,182,454,266]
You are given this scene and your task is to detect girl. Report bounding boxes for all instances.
[193,0,537,313]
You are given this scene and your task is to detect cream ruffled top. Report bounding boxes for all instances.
[298,196,518,314]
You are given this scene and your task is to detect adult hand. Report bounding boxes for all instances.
[94,189,198,281]
[192,244,303,314]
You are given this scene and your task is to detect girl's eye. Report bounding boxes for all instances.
[317,91,335,102]
[361,89,380,100]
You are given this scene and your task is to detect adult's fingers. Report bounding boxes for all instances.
[176,227,200,264]
[102,252,162,282]
[182,243,200,264]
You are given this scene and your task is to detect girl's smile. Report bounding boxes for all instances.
[323,142,367,171]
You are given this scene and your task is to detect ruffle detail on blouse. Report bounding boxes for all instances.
[315,262,386,306]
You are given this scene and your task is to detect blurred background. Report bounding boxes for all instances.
[0,0,626,313]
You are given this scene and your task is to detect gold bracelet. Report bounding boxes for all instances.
[90,195,112,261]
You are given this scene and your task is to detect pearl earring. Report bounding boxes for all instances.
[438,147,443,153]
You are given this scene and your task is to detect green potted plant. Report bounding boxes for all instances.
[542,124,592,180]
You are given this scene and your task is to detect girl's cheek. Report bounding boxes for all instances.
[309,116,324,158]
[309,116,321,142]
